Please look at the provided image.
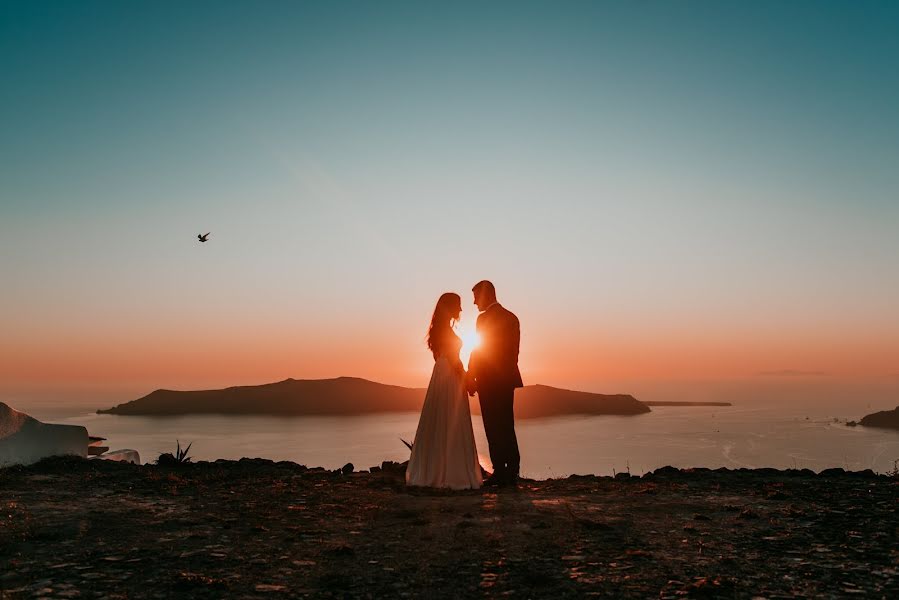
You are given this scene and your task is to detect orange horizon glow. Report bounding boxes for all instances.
[3,313,897,397]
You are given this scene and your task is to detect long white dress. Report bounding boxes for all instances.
[406,335,482,490]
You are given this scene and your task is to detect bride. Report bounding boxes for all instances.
[406,292,483,490]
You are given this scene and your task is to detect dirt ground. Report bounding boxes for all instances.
[1,457,896,598]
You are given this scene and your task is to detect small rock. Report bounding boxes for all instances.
[847,469,877,479]
[328,544,354,557]
[381,460,404,473]
[341,463,354,474]
[819,468,846,477]
[577,519,612,530]
[652,466,680,477]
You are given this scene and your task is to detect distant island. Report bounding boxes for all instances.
[643,401,732,407]
[849,405,899,430]
[97,377,651,419]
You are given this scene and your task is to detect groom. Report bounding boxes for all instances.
[467,280,523,486]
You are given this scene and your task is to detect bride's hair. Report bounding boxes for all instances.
[427,292,460,359]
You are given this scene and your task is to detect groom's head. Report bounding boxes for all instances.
[472,280,497,312]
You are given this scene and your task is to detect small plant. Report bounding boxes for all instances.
[886,459,899,479]
[155,440,193,466]
[175,440,192,463]
[400,438,413,451]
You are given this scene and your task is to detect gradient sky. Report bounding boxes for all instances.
[2,1,898,400]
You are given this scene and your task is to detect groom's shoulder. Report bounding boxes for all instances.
[497,304,519,324]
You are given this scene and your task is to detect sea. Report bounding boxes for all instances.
[8,390,899,478]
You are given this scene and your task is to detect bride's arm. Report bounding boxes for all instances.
[435,338,466,375]
[450,345,466,378]
[449,354,466,377]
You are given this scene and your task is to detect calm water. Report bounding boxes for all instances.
[12,398,899,477]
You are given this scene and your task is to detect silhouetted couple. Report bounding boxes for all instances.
[406,280,522,490]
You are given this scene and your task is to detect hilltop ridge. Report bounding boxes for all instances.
[97,377,650,419]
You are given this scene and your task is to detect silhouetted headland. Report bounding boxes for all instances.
[851,405,899,430]
[643,401,732,407]
[96,377,650,418]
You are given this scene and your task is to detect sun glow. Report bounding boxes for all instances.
[458,323,481,368]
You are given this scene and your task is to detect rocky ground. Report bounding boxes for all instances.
[1,457,897,599]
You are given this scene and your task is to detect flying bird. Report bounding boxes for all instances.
[198,232,210,243]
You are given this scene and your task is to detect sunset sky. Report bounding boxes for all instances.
[2,2,898,403]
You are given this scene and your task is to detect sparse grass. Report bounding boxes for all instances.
[886,459,899,479]
[156,440,193,466]
[175,440,192,463]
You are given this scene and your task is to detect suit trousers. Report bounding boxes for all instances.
[478,385,520,477]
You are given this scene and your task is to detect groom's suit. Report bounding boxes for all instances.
[469,303,523,479]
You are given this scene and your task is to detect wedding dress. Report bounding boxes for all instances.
[406,334,482,490]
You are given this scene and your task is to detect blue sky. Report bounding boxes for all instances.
[1,1,897,392]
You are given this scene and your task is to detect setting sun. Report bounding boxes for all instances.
[458,324,481,367]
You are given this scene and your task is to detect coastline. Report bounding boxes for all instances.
[1,457,896,598]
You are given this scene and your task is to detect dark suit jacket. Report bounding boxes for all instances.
[469,303,523,391]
